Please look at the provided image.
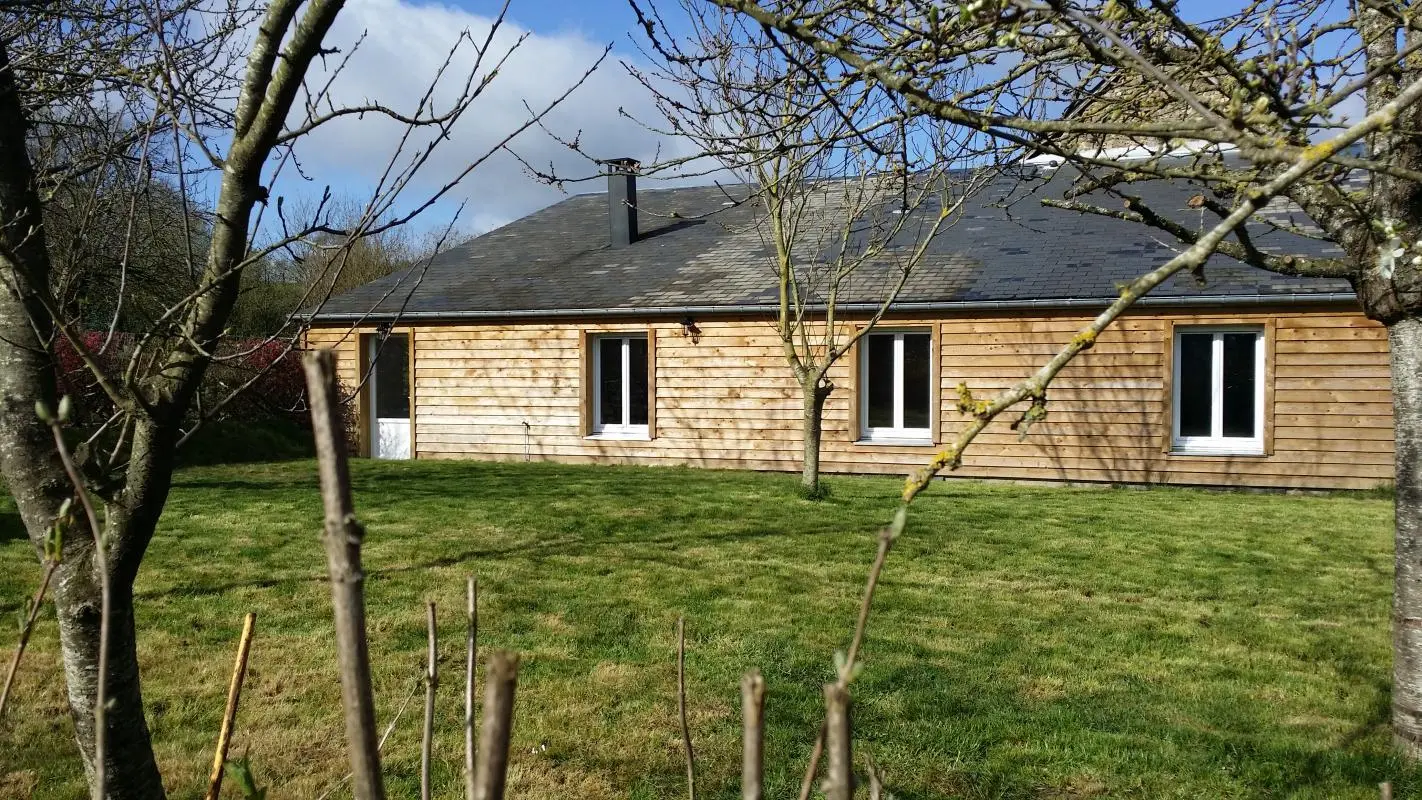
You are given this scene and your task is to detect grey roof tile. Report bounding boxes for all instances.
[311,167,1353,320]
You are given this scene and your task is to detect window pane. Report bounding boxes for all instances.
[1177,334,1212,437]
[628,337,648,425]
[374,334,409,418]
[902,333,932,429]
[866,335,895,428]
[1221,333,1257,438]
[599,338,622,425]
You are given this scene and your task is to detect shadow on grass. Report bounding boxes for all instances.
[140,459,1411,798]
[134,518,822,602]
[0,510,27,543]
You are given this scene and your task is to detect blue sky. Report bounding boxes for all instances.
[472,0,1257,48]
[489,0,644,42]
[265,1,1318,241]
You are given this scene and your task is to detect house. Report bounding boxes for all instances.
[303,161,1392,490]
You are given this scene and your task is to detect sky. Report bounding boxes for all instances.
[262,0,1323,241]
[262,0,697,241]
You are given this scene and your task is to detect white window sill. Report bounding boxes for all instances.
[587,430,651,442]
[855,437,935,447]
[1170,444,1266,458]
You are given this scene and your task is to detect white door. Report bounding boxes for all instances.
[369,333,411,460]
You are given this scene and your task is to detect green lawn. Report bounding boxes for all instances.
[0,460,1412,799]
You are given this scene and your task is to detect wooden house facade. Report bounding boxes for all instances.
[304,165,1392,491]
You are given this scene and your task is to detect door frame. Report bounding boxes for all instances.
[361,328,415,459]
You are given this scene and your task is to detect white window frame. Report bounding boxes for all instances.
[591,334,649,439]
[1171,326,1266,456]
[859,329,934,444]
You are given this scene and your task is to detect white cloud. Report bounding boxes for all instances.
[274,0,702,236]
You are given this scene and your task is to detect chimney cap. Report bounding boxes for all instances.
[601,157,641,173]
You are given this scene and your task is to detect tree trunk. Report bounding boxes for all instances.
[54,569,166,800]
[800,379,831,496]
[1392,316,1422,757]
[0,36,165,799]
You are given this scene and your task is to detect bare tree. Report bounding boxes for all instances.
[0,2,603,796]
[703,0,1422,755]
[630,0,986,495]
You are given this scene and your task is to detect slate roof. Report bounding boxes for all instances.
[308,164,1356,322]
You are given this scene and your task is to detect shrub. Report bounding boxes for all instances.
[53,332,336,465]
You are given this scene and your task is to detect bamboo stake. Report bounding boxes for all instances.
[465,576,478,800]
[822,685,852,800]
[677,617,697,800]
[304,350,387,800]
[740,670,765,800]
[204,613,256,800]
[422,602,438,800]
[472,651,518,800]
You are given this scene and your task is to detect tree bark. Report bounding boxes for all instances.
[799,379,831,496]
[54,576,166,800]
[1393,316,1422,757]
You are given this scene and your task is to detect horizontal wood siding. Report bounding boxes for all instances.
[304,326,363,397]
[305,308,1394,490]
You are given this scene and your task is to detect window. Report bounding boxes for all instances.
[860,330,933,442]
[592,335,649,437]
[1171,327,1265,454]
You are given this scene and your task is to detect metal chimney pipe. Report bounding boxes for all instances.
[603,157,639,247]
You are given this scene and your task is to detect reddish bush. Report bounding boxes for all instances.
[54,331,131,425]
[53,332,312,429]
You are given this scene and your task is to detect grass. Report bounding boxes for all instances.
[0,459,1413,799]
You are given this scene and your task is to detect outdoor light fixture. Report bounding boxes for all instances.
[680,316,702,344]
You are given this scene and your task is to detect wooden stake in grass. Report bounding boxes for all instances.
[465,576,478,800]
[821,684,852,800]
[304,350,387,800]
[1381,782,1393,800]
[740,670,765,800]
[677,616,697,800]
[422,601,438,800]
[204,612,256,800]
[473,650,518,800]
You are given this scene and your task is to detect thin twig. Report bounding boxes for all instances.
[205,612,256,800]
[865,750,884,800]
[472,651,519,800]
[303,350,387,800]
[0,558,59,720]
[422,601,438,800]
[313,675,423,800]
[822,684,852,800]
[798,524,895,800]
[741,670,765,800]
[677,617,697,800]
[465,576,478,800]
[796,725,826,800]
[47,409,109,800]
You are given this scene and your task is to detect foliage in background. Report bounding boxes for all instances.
[52,333,323,465]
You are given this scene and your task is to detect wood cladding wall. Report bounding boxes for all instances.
[305,307,1395,490]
